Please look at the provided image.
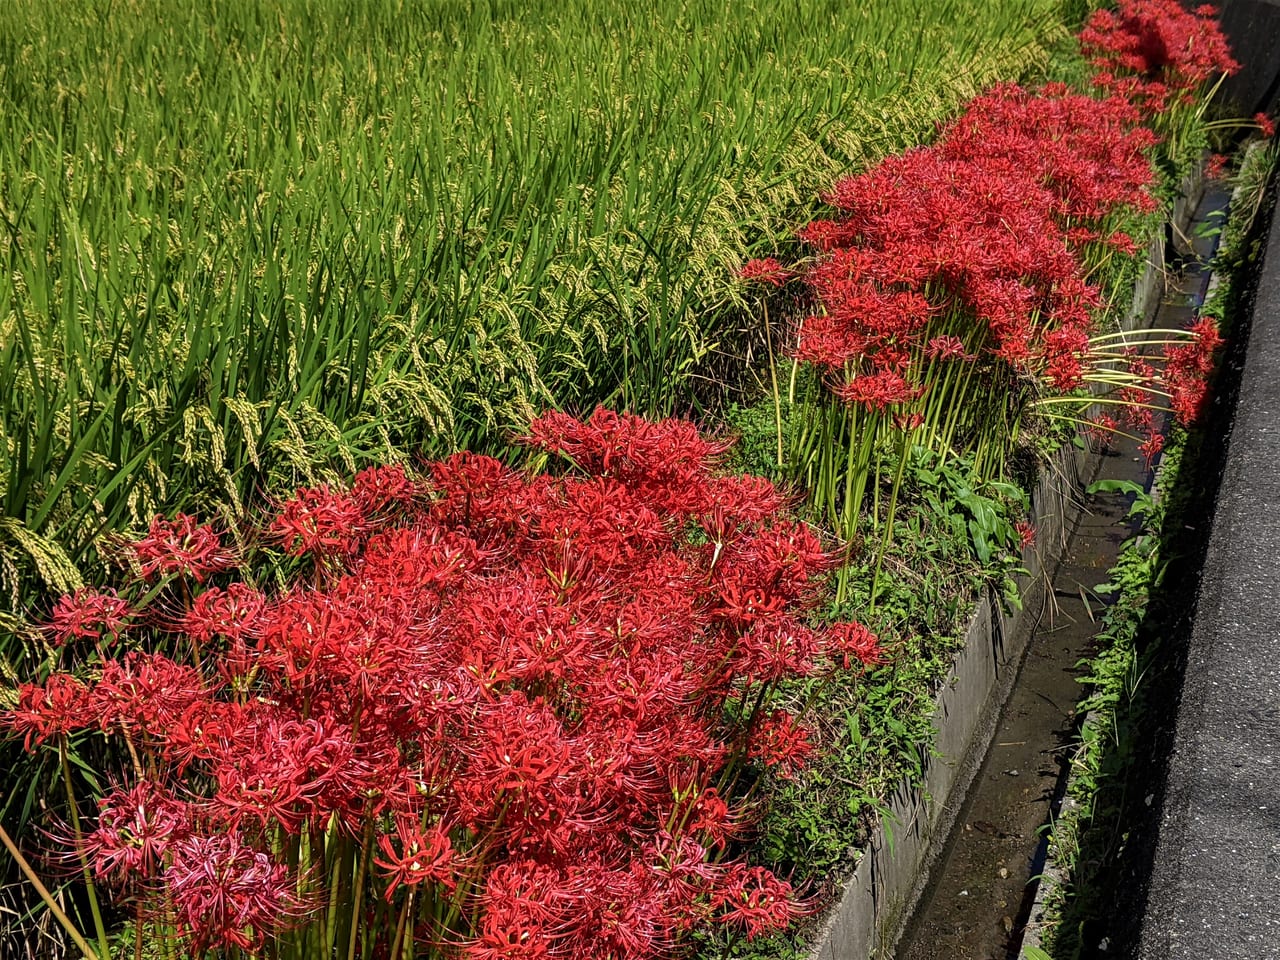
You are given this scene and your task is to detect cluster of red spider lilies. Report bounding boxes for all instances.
[9,410,880,958]
[742,0,1239,526]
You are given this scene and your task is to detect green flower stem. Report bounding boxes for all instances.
[60,740,112,960]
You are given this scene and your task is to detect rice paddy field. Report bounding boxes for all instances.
[0,0,1079,621]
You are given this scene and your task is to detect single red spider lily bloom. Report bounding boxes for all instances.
[834,369,922,412]
[1205,153,1230,179]
[733,616,820,682]
[824,620,884,670]
[179,582,267,645]
[747,710,814,779]
[92,652,210,727]
[83,781,192,882]
[468,861,565,958]
[164,832,307,952]
[465,920,555,960]
[269,484,367,557]
[737,257,792,288]
[352,463,419,515]
[713,581,787,626]
[44,588,133,646]
[1189,316,1224,361]
[129,513,236,582]
[1085,413,1122,446]
[1105,231,1141,256]
[1256,113,1276,139]
[711,864,805,941]
[925,335,975,362]
[1066,226,1101,246]
[3,674,93,748]
[1015,520,1037,549]
[687,788,747,849]
[525,406,730,487]
[1140,430,1165,466]
[374,815,458,899]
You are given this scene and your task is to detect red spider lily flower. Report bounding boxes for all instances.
[3,675,93,748]
[1140,430,1165,466]
[1015,520,1037,549]
[352,463,420,516]
[1085,413,1122,446]
[360,523,482,592]
[711,864,805,941]
[1206,153,1230,179]
[720,519,831,602]
[375,815,458,898]
[737,257,792,287]
[733,616,820,682]
[704,474,789,524]
[468,861,565,959]
[460,694,577,829]
[1163,316,1224,425]
[91,653,210,736]
[43,588,133,646]
[712,581,788,628]
[572,861,675,956]
[208,715,357,833]
[925,335,975,362]
[641,832,723,932]
[466,919,556,960]
[525,407,730,516]
[129,514,236,582]
[429,451,544,538]
[83,781,193,883]
[747,710,814,779]
[161,699,246,772]
[179,582,267,645]
[686,788,748,849]
[823,620,884,671]
[1042,323,1091,390]
[1256,112,1276,139]
[270,484,367,557]
[791,312,865,371]
[1105,231,1141,255]
[164,833,307,952]
[834,369,921,412]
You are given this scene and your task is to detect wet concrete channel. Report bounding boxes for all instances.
[893,183,1232,960]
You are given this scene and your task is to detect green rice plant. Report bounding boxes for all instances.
[0,0,1073,631]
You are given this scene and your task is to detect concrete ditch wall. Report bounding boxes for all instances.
[807,447,1088,960]
[805,170,1206,960]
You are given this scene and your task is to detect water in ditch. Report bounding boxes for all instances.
[893,183,1232,960]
